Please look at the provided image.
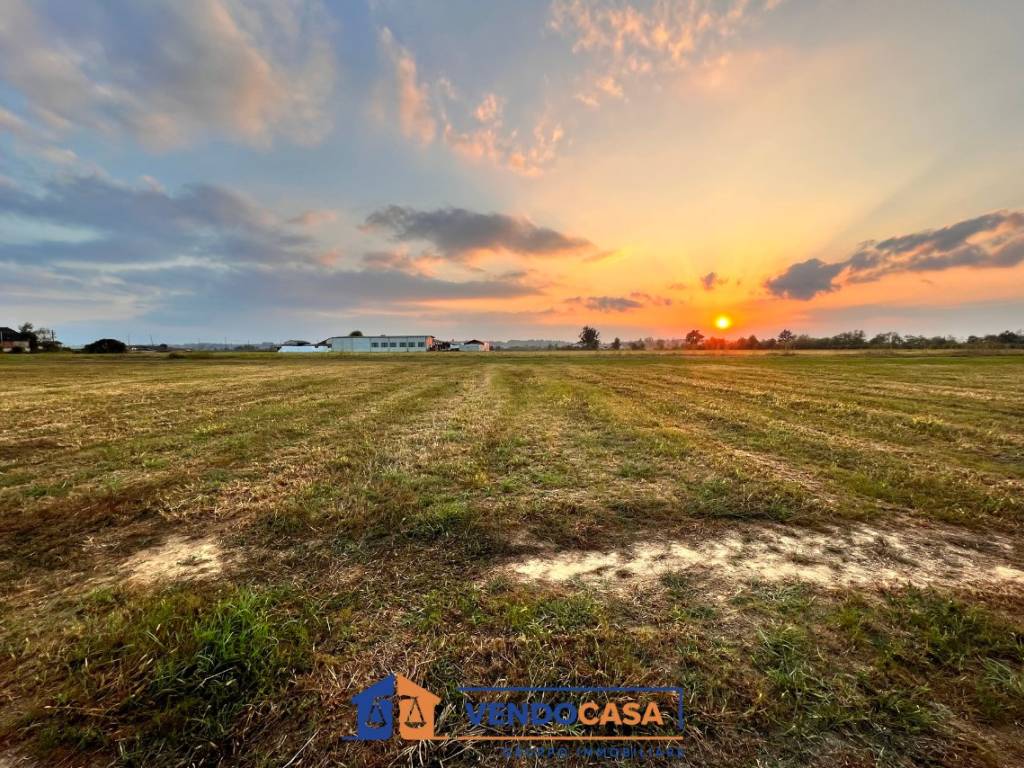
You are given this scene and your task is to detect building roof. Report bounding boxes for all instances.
[0,327,32,341]
[324,333,434,340]
[462,339,486,345]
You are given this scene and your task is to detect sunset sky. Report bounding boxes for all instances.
[2,0,1023,344]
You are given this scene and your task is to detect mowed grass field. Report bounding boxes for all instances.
[1,351,1023,767]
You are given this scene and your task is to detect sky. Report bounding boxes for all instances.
[1,0,1023,345]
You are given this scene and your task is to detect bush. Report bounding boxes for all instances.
[81,338,127,354]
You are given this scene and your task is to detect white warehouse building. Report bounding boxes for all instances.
[324,334,435,352]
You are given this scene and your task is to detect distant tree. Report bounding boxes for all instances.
[349,330,364,336]
[611,337,621,350]
[777,329,794,352]
[82,338,127,354]
[869,331,902,349]
[685,329,704,348]
[579,325,601,350]
[832,329,867,348]
[17,322,39,352]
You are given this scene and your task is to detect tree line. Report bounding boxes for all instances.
[577,327,1024,351]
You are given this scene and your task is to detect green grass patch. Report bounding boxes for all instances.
[832,589,1024,725]
[24,586,318,764]
[690,473,818,521]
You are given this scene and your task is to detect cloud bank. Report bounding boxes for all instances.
[766,210,1024,299]
[0,175,537,329]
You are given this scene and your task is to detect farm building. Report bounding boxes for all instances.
[458,339,491,352]
[278,344,330,353]
[324,334,435,352]
[0,327,32,352]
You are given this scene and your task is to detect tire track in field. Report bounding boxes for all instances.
[0,365,437,579]
[633,362,1024,458]
[563,365,846,519]
[586,366,1023,525]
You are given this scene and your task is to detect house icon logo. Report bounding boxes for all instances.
[349,674,442,741]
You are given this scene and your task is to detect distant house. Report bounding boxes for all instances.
[0,327,32,352]
[459,339,491,352]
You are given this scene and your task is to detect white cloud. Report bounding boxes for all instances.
[0,106,31,138]
[0,0,337,150]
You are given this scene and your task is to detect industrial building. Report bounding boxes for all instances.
[278,334,493,353]
[323,334,435,352]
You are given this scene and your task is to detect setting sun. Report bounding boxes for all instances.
[715,314,733,331]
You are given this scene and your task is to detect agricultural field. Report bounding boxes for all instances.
[1,351,1023,767]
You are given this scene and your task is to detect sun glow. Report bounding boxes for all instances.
[714,314,733,330]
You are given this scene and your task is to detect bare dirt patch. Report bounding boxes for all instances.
[505,521,1024,593]
[0,752,35,768]
[122,535,224,584]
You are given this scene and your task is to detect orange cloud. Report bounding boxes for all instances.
[379,27,436,144]
[289,209,338,228]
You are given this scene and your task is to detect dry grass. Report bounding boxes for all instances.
[0,351,1022,766]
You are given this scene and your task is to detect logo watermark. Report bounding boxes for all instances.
[344,675,685,758]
